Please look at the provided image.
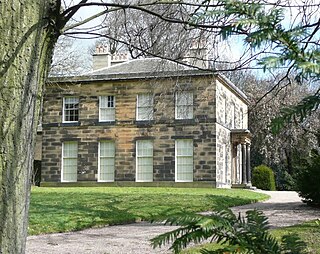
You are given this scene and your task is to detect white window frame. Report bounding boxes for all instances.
[175,139,193,182]
[62,97,79,123]
[136,94,154,121]
[175,91,193,119]
[61,141,78,182]
[98,141,115,182]
[136,140,153,182]
[99,95,116,122]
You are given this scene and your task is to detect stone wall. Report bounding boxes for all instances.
[41,76,218,185]
[215,78,248,187]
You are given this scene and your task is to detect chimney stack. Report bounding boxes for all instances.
[92,45,129,70]
[184,39,208,69]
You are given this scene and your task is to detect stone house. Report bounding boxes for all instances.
[40,48,251,188]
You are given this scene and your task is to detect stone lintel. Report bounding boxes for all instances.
[231,129,251,144]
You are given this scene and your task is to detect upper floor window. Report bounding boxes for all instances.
[63,97,79,122]
[175,91,193,119]
[99,95,115,122]
[136,94,153,121]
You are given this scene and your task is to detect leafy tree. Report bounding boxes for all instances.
[151,207,307,254]
[195,0,320,128]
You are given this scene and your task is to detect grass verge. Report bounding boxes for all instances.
[272,220,320,254]
[29,187,268,235]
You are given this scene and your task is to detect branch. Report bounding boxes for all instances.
[271,91,320,134]
[62,0,89,26]
[255,63,296,105]
[61,1,230,33]
[63,9,109,32]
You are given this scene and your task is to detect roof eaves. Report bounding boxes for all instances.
[216,73,249,104]
[48,70,215,83]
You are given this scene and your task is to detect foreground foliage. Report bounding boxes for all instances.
[182,220,320,254]
[151,208,306,254]
[28,187,267,235]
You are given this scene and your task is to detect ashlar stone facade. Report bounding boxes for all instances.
[40,58,251,187]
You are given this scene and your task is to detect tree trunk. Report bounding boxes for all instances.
[0,1,60,253]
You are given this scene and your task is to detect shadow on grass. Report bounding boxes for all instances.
[29,193,137,235]
[29,191,265,235]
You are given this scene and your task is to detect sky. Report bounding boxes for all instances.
[57,1,107,71]
[57,1,318,75]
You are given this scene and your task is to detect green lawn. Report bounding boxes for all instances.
[29,187,268,235]
[182,220,320,254]
[272,220,320,254]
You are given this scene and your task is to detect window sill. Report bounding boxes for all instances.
[61,122,80,127]
[174,119,195,125]
[96,121,116,126]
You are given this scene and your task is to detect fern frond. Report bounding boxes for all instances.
[281,233,307,254]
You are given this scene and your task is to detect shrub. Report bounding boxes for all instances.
[252,165,276,191]
[296,150,320,206]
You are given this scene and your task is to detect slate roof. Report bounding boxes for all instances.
[48,57,248,103]
[88,58,194,75]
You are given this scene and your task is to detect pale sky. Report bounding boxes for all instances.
[56,1,316,74]
[59,1,106,72]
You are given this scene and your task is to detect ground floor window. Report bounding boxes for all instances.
[62,142,78,182]
[136,140,153,182]
[175,139,193,182]
[98,141,115,182]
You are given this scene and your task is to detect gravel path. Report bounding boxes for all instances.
[231,190,320,228]
[26,190,320,254]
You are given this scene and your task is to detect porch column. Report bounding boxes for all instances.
[246,144,251,184]
[241,144,247,184]
[231,144,238,184]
